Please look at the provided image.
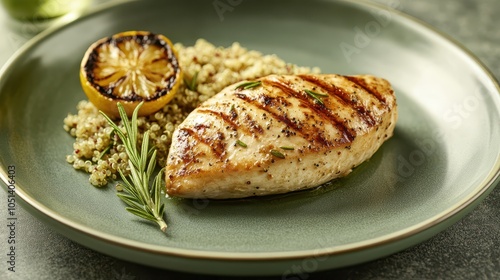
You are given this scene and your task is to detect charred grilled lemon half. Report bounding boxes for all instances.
[80,31,182,118]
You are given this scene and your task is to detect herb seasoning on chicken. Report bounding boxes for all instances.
[166,74,397,199]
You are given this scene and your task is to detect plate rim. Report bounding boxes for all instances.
[1,0,500,263]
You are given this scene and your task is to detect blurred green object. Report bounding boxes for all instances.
[1,0,89,21]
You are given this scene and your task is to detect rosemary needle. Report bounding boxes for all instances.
[304,89,328,105]
[235,80,262,90]
[236,140,247,148]
[100,102,168,233]
[184,71,198,91]
[270,149,286,159]
[98,131,115,159]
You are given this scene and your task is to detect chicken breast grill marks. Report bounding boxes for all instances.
[166,74,397,199]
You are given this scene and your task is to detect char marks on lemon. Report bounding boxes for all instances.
[83,32,181,101]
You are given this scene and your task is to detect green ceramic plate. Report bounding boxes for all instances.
[1,0,500,276]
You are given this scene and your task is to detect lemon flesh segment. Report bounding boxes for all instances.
[80,31,182,117]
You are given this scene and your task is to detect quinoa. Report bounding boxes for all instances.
[64,39,321,186]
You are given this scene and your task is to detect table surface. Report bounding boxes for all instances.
[1,0,499,279]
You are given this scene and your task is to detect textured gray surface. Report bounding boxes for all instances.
[0,0,499,279]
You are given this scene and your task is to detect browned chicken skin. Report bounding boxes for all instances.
[166,74,397,199]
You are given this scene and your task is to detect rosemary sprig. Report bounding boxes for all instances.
[280,146,294,150]
[100,102,168,233]
[304,89,328,105]
[184,71,198,91]
[235,80,262,90]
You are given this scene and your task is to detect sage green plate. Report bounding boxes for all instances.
[1,0,500,276]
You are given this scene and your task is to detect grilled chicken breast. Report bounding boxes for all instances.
[166,74,397,199]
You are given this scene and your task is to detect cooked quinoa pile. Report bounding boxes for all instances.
[64,39,320,186]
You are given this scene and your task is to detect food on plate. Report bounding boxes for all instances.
[166,74,397,199]
[66,31,398,232]
[79,31,182,118]
[65,38,319,186]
